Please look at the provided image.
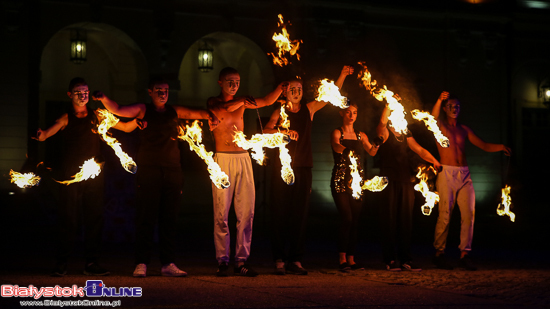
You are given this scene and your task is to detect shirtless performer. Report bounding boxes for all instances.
[431,91,511,271]
[208,67,287,277]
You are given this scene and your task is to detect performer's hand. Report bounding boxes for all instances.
[136,119,147,130]
[392,93,402,102]
[287,130,299,141]
[243,96,257,108]
[280,81,289,93]
[438,91,449,102]
[342,65,354,76]
[32,129,45,141]
[433,161,443,173]
[92,90,104,101]
[208,111,220,131]
[502,145,512,156]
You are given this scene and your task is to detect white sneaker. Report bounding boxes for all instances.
[133,263,147,277]
[161,263,187,277]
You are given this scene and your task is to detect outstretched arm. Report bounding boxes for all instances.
[407,136,442,171]
[93,91,144,118]
[112,118,142,133]
[308,65,354,116]
[376,104,390,143]
[432,91,449,119]
[33,114,69,141]
[247,82,288,109]
[360,132,379,156]
[464,125,512,155]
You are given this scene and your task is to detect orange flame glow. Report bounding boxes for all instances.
[178,121,230,189]
[411,110,450,148]
[315,79,349,109]
[348,151,388,199]
[97,109,137,174]
[56,158,102,185]
[497,185,515,222]
[357,63,408,136]
[268,14,302,67]
[413,166,439,215]
[9,170,41,188]
[362,176,389,192]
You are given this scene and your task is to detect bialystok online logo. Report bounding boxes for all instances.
[1,280,142,299]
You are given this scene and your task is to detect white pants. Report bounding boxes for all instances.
[434,165,475,252]
[212,152,255,264]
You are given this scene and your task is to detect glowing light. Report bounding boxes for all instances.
[56,158,102,185]
[268,14,302,67]
[177,121,230,189]
[497,185,515,222]
[411,110,450,148]
[315,79,349,109]
[96,109,137,174]
[9,170,41,188]
[362,176,389,192]
[413,166,439,215]
[349,151,388,199]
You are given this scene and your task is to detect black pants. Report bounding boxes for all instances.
[379,180,415,264]
[331,186,362,255]
[270,167,312,263]
[135,166,183,265]
[56,173,105,264]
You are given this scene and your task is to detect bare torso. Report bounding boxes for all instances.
[437,121,469,166]
[209,97,247,152]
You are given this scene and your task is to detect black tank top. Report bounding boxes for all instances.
[282,103,312,168]
[137,104,180,167]
[61,107,101,176]
[378,130,412,183]
[331,128,364,193]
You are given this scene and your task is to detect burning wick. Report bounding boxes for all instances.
[178,121,230,189]
[56,158,102,185]
[348,151,388,199]
[411,110,450,148]
[268,14,302,67]
[315,79,349,109]
[497,185,515,222]
[9,170,41,188]
[96,109,137,174]
[233,130,294,185]
[413,166,439,216]
[362,176,389,192]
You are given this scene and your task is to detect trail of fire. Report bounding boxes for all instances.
[315,79,349,109]
[177,121,230,189]
[268,14,302,67]
[410,110,450,148]
[414,166,439,215]
[357,62,408,136]
[348,151,388,199]
[56,158,102,185]
[233,129,295,185]
[497,185,515,222]
[9,170,41,188]
[96,109,137,174]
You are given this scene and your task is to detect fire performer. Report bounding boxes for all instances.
[330,101,379,272]
[208,67,287,277]
[263,65,353,275]
[431,91,511,271]
[93,77,215,277]
[376,103,442,272]
[34,77,139,277]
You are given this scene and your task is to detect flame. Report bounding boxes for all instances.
[56,158,102,185]
[9,170,41,188]
[413,166,439,215]
[233,130,294,185]
[362,176,389,192]
[178,121,230,189]
[411,110,450,148]
[497,185,515,222]
[96,109,137,174]
[279,105,290,132]
[268,14,302,67]
[315,79,349,109]
[357,62,409,136]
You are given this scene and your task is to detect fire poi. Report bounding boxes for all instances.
[348,151,389,199]
[9,170,41,188]
[56,158,102,185]
[410,110,450,148]
[413,165,439,215]
[268,14,302,67]
[497,185,515,222]
[315,79,349,109]
[177,121,230,189]
[96,109,137,174]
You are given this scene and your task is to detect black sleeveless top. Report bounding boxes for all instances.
[137,104,180,167]
[60,107,101,176]
[331,128,364,193]
[378,130,412,183]
[280,103,313,168]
